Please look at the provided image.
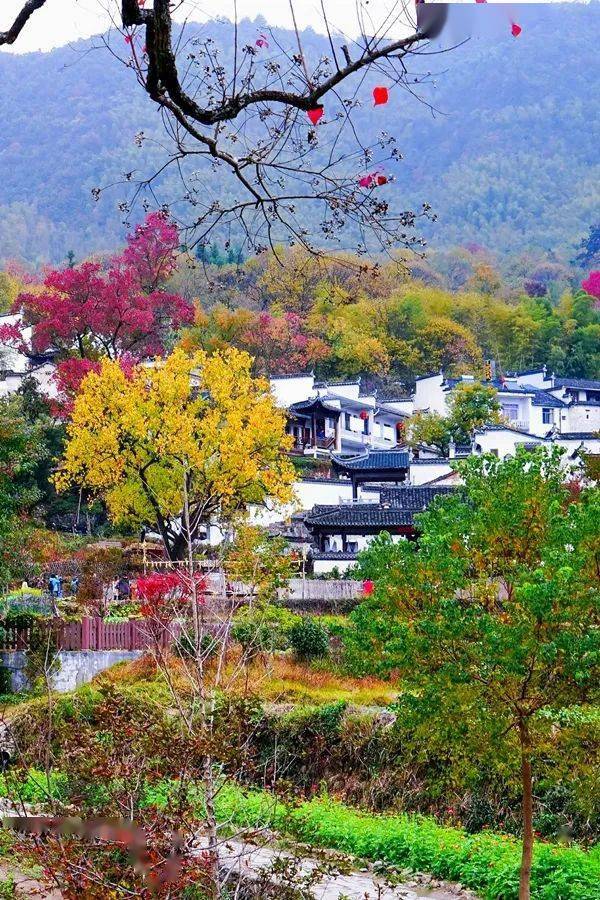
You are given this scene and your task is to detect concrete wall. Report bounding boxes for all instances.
[0,649,142,694]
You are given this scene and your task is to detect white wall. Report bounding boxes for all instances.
[319,383,361,401]
[270,374,315,408]
[554,436,600,456]
[475,428,544,458]
[313,558,355,575]
[413,373,446,414]
[248,478,369,527]
[563,405,600,434]
[408,461,453,485]
[515,370,549,389]
[0,373,23,398]
[529,404,558,436]
[382,399,414,416]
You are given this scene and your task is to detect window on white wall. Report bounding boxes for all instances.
[502,404,519,421]
[542,408,552,424]
[344,412,351,430]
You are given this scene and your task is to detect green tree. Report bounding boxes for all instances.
[409,382,500,454]
[346,448,600,900]
[0,395,48,582]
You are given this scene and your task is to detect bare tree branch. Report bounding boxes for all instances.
[3,0,442,258]
[0,0,48,45]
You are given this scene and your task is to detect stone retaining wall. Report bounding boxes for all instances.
[0,649,142,693]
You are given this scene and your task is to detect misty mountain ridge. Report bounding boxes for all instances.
[0,4,598,266]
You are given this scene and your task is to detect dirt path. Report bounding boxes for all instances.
[0,864,62,898]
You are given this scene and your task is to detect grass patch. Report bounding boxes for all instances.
[255,658,396,705]
[213,786,600,900]
[100,651,397,707]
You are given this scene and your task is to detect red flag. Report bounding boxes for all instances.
[373,86,389,106]
[307,107,324,125]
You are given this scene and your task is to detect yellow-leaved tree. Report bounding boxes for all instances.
[55,348,295,559]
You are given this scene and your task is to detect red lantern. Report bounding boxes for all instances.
[511,22,522,37]
[359,410,369,421]
[373,86,389,106]
[307,107,324,125]
[376,174,388,186]
[362,580,375,596]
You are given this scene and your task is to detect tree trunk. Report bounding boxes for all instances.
[518,718,533,900]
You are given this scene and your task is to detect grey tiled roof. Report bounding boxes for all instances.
[445,378,534,395]
[379,486,456,508]
[524,387,565,408]
[555,433,599,441]
[331,449,410,471]
[270,372,313,379]
[289,398,341,415]
[554,377,600,391]
[305,504,416,528]
[311,551,359,560]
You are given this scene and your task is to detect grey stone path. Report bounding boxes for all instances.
[211,837,478,899]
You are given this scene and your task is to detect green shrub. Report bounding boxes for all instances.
[0,666,13,696]
[231,605,301,655]
[288,617,329,661]
[0,875,16,898]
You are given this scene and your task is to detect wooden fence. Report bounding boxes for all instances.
[0,617,178,652]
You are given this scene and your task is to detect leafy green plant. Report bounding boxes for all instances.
[288,617,329,661]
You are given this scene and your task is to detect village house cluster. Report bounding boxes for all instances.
[267,370,600,573]
[2,320,599,574]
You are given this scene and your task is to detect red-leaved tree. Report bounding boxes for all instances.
[581,270,600,303]
[2,212,194,409]
[15,212,192,360]
[242,312,330,375]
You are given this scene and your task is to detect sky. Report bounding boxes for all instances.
[1,0,413,52]
[1,0,571,54]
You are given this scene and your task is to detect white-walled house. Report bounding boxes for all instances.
[0,314,58,399]
[305,485,456,574]
[413,369,599,447]
[513,369,600,436]
[270,373,408,455]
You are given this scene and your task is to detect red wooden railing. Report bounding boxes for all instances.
[0,617,178,652]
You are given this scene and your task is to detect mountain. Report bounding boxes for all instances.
[0,4,598,266]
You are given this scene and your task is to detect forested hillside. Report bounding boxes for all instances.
[0,3,598,265]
